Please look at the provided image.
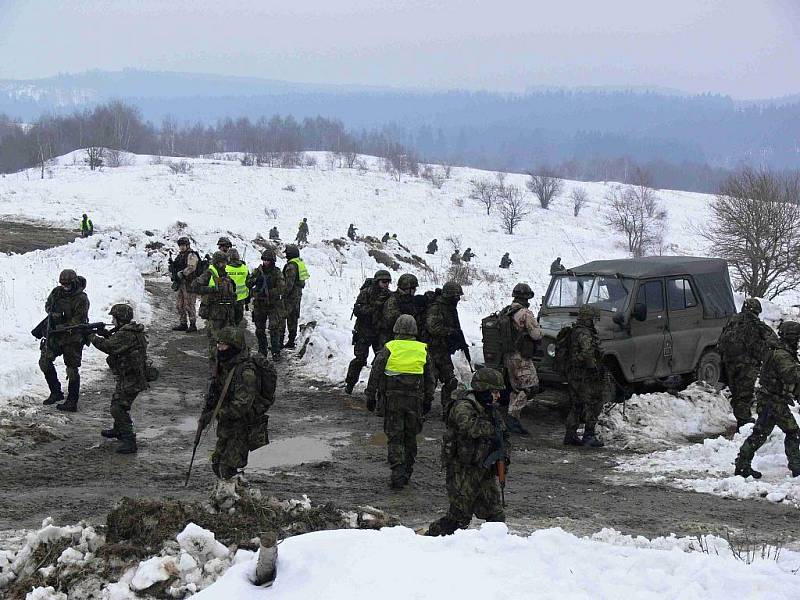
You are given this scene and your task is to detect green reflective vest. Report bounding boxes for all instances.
[385,339,427,375]
[208,265,226,289]
[226,262,250,301]
[289,257,310,282]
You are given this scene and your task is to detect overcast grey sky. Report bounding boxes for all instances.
[1,0,798,98]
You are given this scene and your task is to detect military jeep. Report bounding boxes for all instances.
[534,256,736,398]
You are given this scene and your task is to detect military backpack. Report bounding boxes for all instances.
[480,304,528,368]
[243,353,277,451]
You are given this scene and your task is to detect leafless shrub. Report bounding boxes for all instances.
[421,165,446,189]
[445,234,463,253]
[605,169,666,257]
[701,168,800,299]
[241,153,256,166]
[326,152,341,170]
[344,151,358,168]
[325,255,345,277]
[443,164,453,179]
[526,167,563,209]
[282,184,296,192]
[495,172,506,189]
[447,263,475,286]
[85,147,104,170]
[304,153,318,168]
[105,149,133,168]
[149,155,163,165]
[280,151,302,168]
[571,188,588,217]
[356,159,368,174]
[468,178,497,215]
[167,160,193,175]
[264,207,279,220]
[497,184,531,234]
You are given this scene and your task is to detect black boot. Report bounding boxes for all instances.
[284,339,296,350]
[42,369,63,405]
[563,431,583,446]
[506,415,530,436]
[272,352,282,362]
[344,382,355,395]
[101,427,121,439]
[582,432,605,448]
[117,434,138,454]
[736,418,755,430]
[172,322,188,331]
[390,467,407,489]
[187,321,198,333]
[734,464,762,479]
[256,333,269,356]
[57,375,80,412]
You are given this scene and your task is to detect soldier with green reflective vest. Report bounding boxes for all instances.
[225,248,250,326]
[39,269,90,412]
[426,280,467,410]
[718,298,777,429]
[86,304,148,454]
[282,244,309,349]
[192,251,237,368]
[426,368,508,537]
[345,270,392,394]
[247,248,286,360]
[735,321,800,479]
[366,315,435,489]
[379,273,420,346]
[217,236,233,258]
[80,213,93,238]
[561,305,605,448]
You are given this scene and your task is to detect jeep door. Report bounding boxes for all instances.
[629,279,672,379]
[665,276,703,374]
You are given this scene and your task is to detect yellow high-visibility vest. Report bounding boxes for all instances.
[385,339,427,375]
[289,257,310,282]
[226,262,250,301]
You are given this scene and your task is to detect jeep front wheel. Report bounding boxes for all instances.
[695,350,722,388]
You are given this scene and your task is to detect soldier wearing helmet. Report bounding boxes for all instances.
[281,244,309,350]
[86,303,148,454]
[345,269,393,394]
[550,257,566,276]
[347,224,358,241]
[198,326,276,484]
[39,269,90,412]
[247,248,286,360]
[718,297,777,429]
[499,253,512,269]
[217,236,233,257]
[499,283,543,436]
[426,239,438,255]
[365,314,435,489]
[192,250,237,369]
[562,304,605,448]
[461,248,476,262]
[379,273,420,346]
[426,367,508,537]
[171,237,200,332]
[735,320,800,480]
[268,226,280,241]
[225,248,250,327]
[80,213,93,238]
[295,218,309,244]
[426,280,467,411]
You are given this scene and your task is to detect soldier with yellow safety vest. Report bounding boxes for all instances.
[366,315,435,489]
[282,244,309,350]
[192,251,237,369]
[225,248,250,326]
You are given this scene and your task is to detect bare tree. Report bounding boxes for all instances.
[422,164,445,189]
[526,167,563,209]
[497,184,531,234]
[344,151,358,168]
[468,178,497,215]
[605,170,667,257]
[85,147,104,171]
[571,188,588,217]
[702,168,800,299]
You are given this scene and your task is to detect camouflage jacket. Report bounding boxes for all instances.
[352,284,390,339]
[380,292,419,340]
[444,390,508,468]
[365,341,436,406]
[283,261,304,303]
[191,266,237,320]
[45,277,90,346]
[758,342,800,400]
[719,311,774,365]
[566,323,602,374]
[91,322,148,384]
[247,265,285,309]
[426,297,463,355]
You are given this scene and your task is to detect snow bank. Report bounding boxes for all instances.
[617,409,800,506]
[195,523,800,600]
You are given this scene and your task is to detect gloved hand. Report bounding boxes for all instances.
[366,394,376,413]
[423,399,432,416]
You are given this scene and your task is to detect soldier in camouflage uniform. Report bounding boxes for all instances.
[734,321,800,479]
[199,327,276,480]
[719,298,776,429]
[426,239,438,255]
[268,227,280,241]
[171,237,199,332]
[217,236,233,258]
[225,248,250,326]
[426,281,466,409]
[347,224,358,241]
[499,253,512,269]
[247,248,286,360]
[462,248,476,262]
[550,257,566,275]
[366,315,435,488]
[563,305,605,448]
[282,244,307,350]
[379,273,420,346]
[427,368,508,536]
[296,218,309,244]
[501,283,543,436]
[345,270,392,394]
[40,269,90,412]
[192,251,237,368]
[87,304,148,454]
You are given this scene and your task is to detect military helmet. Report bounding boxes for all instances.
[211,250,228,264]
[217,236,232,247]
[228,248,241,262]
[261,248,276,261]
[215,326,246,351]
[374,270,392,283]
[109,303,134,323]
[512,282,534,300]
[442,281,464,298]
[285,244,300,259]
[471,368,505,392]
[778,321,800,341]
[577,305,599,323]
[397,273,419,291]
[59,269,78,285]
[177,236,190,246]
[393,314,418,336]
[742,298,762,315]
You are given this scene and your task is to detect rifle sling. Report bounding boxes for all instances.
[209,367,237,425]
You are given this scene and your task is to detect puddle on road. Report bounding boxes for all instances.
[138,416,197,440]
[248,434,350,472]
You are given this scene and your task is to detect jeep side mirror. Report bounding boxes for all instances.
[633,303,647,322]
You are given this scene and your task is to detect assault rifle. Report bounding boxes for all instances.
[482,406,508,507]
[167,250,181,291]
[31,317,108,340]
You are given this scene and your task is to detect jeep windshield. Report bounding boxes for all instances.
[545,274,633,313]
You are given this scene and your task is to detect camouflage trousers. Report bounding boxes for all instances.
[724,360,758,424]
[233,301,247,327]
[283,295,302,345]
[252,303,286,356]
[736,392,800,473]
[211,427,250,480]
[384,394,423,482]
[175,285,197,323]
[39,341,83,389]
[503,352,539,418]
[345,337,381,387]
[565,371,604,434]
[110,377,146,436]
[430,350,457,409]
[427,462,505,536]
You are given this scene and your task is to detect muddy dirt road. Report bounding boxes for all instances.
[1,277,798,543]
[0,220,79,254]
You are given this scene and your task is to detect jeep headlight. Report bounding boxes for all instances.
[547,343,556,358]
